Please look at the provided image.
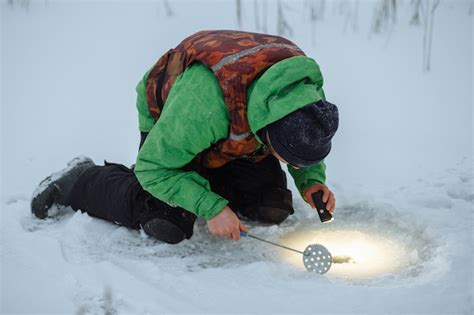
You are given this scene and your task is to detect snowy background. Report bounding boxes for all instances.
[1,0,473,314]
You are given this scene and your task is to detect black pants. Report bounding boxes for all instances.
[68,137,291,239]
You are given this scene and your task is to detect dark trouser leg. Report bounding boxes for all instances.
[68,162,196,239]
[206,155,294,224]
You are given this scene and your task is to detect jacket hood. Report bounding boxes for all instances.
[247,56,325,144]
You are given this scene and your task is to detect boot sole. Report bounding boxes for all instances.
[31,156,94,219]
[255,206,290,224]
[142,218,186,244]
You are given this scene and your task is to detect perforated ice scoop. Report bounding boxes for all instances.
[302,244,332,274]
[240,231,333,274]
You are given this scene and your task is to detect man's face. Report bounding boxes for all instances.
[265,132,300,169]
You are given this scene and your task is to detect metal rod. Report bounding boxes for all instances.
[246,233,306,255]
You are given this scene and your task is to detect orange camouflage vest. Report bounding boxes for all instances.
[145,30,305,168]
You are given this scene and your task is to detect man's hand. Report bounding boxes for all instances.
[207,206,248,240]
[303,183,336,214]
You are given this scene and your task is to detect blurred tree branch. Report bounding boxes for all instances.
[254,0,261,30]
[277,0,293,36]
[163,0,174,17]
[236,0,242,29]
[371,0,397,33]
[420,0,440,71]
[7,0,30,9]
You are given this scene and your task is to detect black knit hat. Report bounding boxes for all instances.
[265,100,339,167]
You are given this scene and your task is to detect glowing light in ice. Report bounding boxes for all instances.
[280,229,411,281]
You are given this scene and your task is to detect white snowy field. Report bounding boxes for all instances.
[1,0,473,314]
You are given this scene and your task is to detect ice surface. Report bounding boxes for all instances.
[1,1,473,314]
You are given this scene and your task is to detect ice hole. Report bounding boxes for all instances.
[282,228,424,282]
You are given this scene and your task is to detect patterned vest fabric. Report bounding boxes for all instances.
[145,30,305,168]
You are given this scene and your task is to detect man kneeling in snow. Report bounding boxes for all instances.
[31,30,338,244]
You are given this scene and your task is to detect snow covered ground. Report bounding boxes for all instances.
[1,1,473,314]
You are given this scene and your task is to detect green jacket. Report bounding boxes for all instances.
[134,56,327,219]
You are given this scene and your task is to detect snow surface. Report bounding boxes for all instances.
[1,1,473,314]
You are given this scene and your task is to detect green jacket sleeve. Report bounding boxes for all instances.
[134,65,230,219]
[136,70,156,133]
[287,161,327,196]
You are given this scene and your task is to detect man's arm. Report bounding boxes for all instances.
[287,161,327,195]
[288,162,336,212]
[134,113,229,219]
[134,64,231,219]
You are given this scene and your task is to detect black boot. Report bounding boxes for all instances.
[238,188,294,224]
[31,156,95,219]
[139,194,197,244]
[141,218,187,244]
